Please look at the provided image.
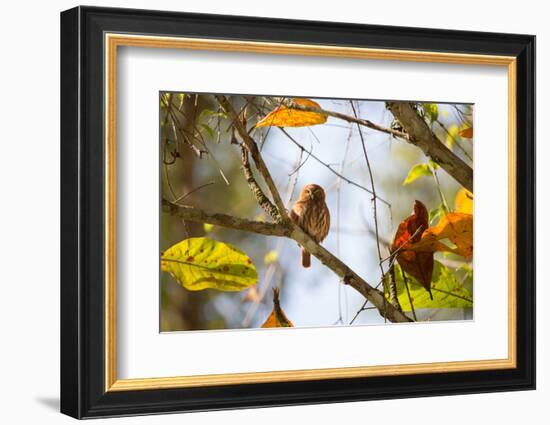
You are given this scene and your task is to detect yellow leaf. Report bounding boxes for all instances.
[254,214,266,222]
[161,237,258,291]
[409,213,473,259]
[264,250,279,264]
[261,288,294,328]
[203,223,214,233]
[455,188,473,214]
[446,125,459,147]
[256,98,327,128]
[459,127,473,138]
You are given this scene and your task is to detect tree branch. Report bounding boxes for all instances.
[386,102,473,191]
[278,128,391,207]
[162,198,411,323]
[216,95,290,223]
[240,146,280,220]
[282,99,473,192]
[162,199,290,237]
[287,225,411,323]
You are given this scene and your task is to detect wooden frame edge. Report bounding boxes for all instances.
[104,33,518,392]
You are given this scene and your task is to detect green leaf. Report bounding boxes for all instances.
[199,109,228,122]
[200,123,215,139]
[422,103,439,123]
[402,163,432,186]
[161,237,258,291]
[429,204,446,225]
[428,159,440,170]
[391,261,473,311]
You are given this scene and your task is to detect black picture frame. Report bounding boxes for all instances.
[61,5,536,419]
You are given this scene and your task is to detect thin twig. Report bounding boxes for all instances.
[401,266,417,321]
[278,128,391,207]
[281,98,410,140]
[351,101,399,318]
[388,263,401,312]
[172,181,215,205]
[435,118,473,162]
[335,124,353,324]
[432,287,473,303]
[431,167,450,212]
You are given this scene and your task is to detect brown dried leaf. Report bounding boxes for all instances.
[391,200,433,298]
[261,288,294,328]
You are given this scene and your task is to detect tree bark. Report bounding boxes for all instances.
[387,102,473,192]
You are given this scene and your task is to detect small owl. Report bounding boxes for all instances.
[290,184,331,268]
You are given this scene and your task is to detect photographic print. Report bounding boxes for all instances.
[160,93,474,332]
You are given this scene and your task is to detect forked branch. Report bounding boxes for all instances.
[386,102,473,191]
[283,99,473,192]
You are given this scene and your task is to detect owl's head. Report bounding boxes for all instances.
[301,184,326,202]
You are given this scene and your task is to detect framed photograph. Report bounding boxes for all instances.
[60,6,535,419]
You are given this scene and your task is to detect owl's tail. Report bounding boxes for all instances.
[301,249,311,268]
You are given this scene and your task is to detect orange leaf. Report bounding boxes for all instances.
[410,212,473,259]
[459,127,473,138]
[391,200,433,298]
[455,188,473,214]
[256,98,327,128]
[261,288,294,328]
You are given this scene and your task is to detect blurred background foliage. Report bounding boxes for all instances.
[159,93,473,332]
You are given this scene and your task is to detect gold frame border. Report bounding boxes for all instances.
[104,33,517,392]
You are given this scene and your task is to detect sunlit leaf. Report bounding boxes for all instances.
[402,163,432,186]
[428,159,440,170]
[261,288,294,328]
[459,127,473,138]
[176,93,185,108]
[422,103,439,123]
[256,98,327,128]
[161,237,258,291]
[446,125,459,147]
[410,212,473,259]
[455,188,473,214]
[264,250,279,264]
[203,223,214,233]
[392,262,473,311]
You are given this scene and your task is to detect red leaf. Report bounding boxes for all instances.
[391,200,433,298]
